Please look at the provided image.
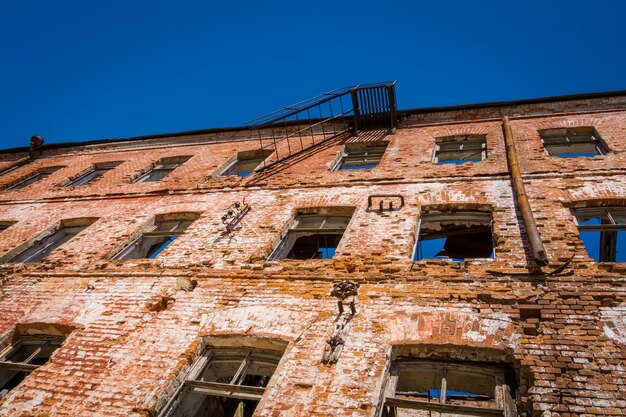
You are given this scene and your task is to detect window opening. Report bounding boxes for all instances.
[159,347,283,417]
[333,142,388,171]
[573,207,625,262]
[433,135,486,165]
[269,212,353,260]
[8,220,95,263]
[220,150,273,178]
[380,359,516,417]
[114,216,198,260]
[540,127,608,158]
[0,222,16,233]
[67,161,122,187]
[413,211,494,262]
[7,166,63,190]
[0,335,65,399]
[134,157,191,183]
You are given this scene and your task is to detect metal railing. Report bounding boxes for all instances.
[245,82,397,172]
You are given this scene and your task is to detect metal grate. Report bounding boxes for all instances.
[245,82,397,172]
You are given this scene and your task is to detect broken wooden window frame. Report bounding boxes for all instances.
[433,135,487,165]
[6,166,64,190]
[0,335,65,400]
[133,156,191,183]
[539,127,608,157]
[219,149,273,178]
[66,161,123,187]
[573,207,625,263]
[330,141,389,171]
[158,347,283,417]
[3,218,97,264]
[268,210,354,260]
[379,359,517,417]
[113,214,199,260]
[412,210,495,262]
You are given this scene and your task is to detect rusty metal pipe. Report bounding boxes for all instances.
[502,116,549,266]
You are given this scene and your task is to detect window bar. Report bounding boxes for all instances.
[231,352,252,385]
[23,341,50,364]
[257,130,265,168]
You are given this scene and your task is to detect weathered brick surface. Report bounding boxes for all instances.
[0,94,624,416]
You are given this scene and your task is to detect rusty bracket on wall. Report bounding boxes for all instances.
[322,281,359,365]
[367,194,404,212]
[221,200,250,232]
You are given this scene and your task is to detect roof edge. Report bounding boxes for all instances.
[2,89,626,155]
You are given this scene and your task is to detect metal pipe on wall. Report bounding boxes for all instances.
[502,116,549,267]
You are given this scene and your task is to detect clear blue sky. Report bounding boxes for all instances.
[1,1,625,148]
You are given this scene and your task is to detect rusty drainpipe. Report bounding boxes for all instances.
[0,135,44,176]
[501,116,549,267]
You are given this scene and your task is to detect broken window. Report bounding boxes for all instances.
[573,207,625,263]
[66,161,123,187]
[7,166,64,190]
[540,127,608,158]
[433,135,486,165]
[113,214,199,260]
[0,335,65,399]
[413,211,494,261]
[134,156,191,183]
[220,149,273,178]
[7,219,97,263]
[268,209,354,260]
[332,142,388,171]
[380,360,516,417]
[159,347,283,417]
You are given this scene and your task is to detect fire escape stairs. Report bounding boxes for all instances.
[244,82,398,172]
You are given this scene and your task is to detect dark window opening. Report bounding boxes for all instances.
[8,219,96,263]
[114,216,198,260]
[381,359,516,417]
[333,142,388,171]
[269,213,352,260]
[0,222,16,233]
[574,207,625,263]
[7,166,64,190]
[221,150,273,178]
[414,211,494,262]
[0,336,65,399]
[134,156,191,183]
[540,127,608,158]
[159,348,283,417]
[434,135,486,165]
[67,161,123,187]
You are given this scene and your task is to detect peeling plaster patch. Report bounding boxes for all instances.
[200,305,318,341]
[386,308,519,348]
[600,304,626,345]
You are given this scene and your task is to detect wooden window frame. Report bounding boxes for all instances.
[379,359,517,417]
[331,142,388,171]
[540,127,608,157]
[412,211,495,261]
[433,135,487,164]
[268,213,352,260]
[158,347,282,417]
[133,156,191,183]
[573,207,625,262]
[113,216,198,260]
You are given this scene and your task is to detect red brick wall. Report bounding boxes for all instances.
[0,95,624,416]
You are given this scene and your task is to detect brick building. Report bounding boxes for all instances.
[0,85,624,417]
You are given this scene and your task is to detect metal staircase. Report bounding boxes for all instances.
[245,82,397,172]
